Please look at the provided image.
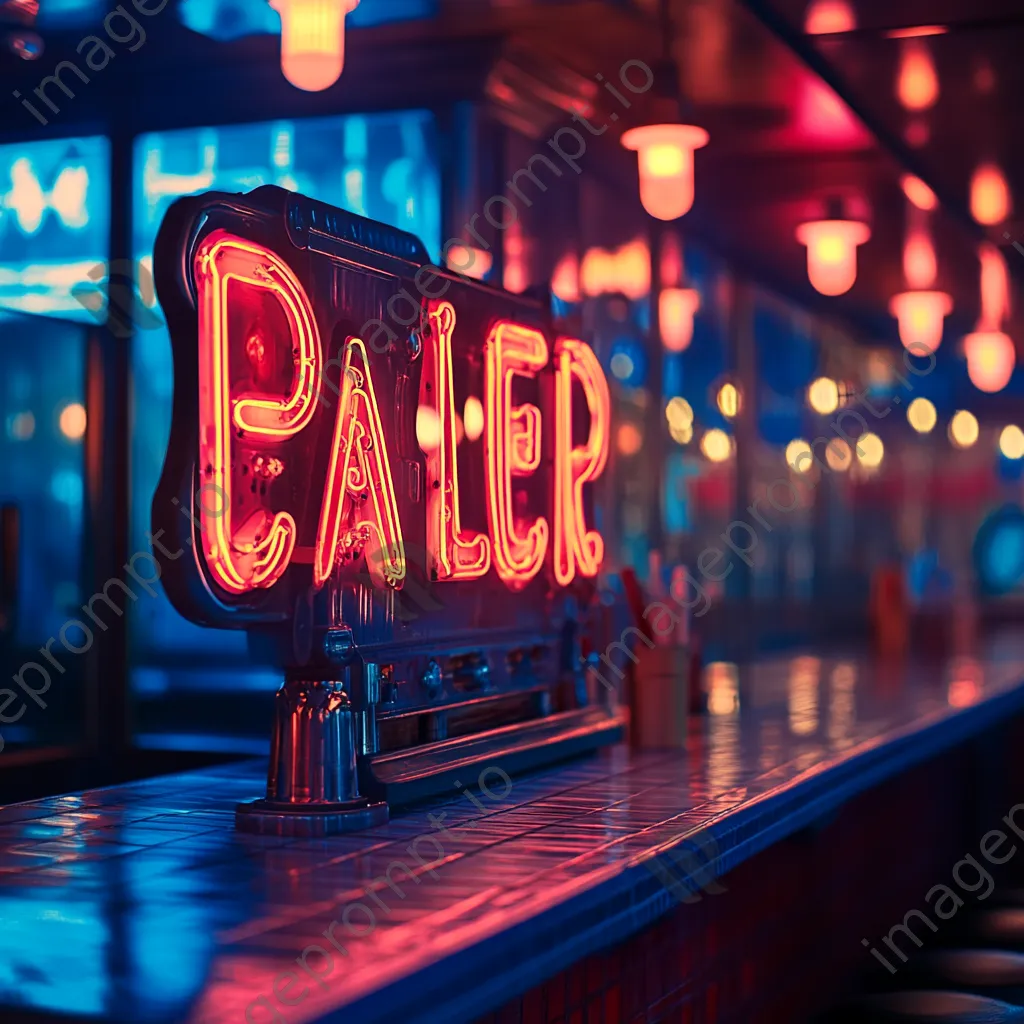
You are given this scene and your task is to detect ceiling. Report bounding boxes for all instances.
[1,0,1019,406]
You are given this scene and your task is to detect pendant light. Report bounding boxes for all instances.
[889,202,951,354]
[621,0,708,221]
[796,198,870,296]
[966,242,1015,393]
[270,0,359,92]
[965,331,1015,393]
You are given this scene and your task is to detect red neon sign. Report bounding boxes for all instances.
[421,301,491,582]
[194,230,322,594]
[484,320,549,588]
[156,188,610,627]
[314,335,407,590]
[553,337,610,586]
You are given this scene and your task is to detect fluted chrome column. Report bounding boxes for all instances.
[236,673,388,835]
[266,679,359,805]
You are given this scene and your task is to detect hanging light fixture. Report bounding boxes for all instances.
[270,0,359,92]
[795,217,870,296]
[804,0,855,35]
[965,241,1016,393]
[621,125,709,221]
[965,331,1015,393]
[890,291,952,354]
[889,207,951,354]
[621,0,708,222]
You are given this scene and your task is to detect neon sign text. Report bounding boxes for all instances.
[192,231,610,599]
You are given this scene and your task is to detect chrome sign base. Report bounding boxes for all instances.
[235,797,388,837]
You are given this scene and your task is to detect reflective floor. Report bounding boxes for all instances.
[1,646,1023,1023]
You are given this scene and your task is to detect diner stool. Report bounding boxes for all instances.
[826,990,1024,1022]
[877,951,1024,1005]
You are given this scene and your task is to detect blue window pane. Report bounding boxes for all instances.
[0,315,85,644]
[130,112,441,689]
[36,0,107,28]
[0,136,109,322]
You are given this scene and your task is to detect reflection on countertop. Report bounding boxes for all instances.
[1,642,1024,1024]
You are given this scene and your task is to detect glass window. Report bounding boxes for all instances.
[130,111,442,749]
[0,313,88,753]
[0,136,110,322]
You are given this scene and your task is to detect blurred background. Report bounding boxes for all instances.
[1,0,1023,791]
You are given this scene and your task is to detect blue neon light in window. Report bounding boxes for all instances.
[0,136,109,322]
[36,0,107,28]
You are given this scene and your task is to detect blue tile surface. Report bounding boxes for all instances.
[0,650,1022,1022]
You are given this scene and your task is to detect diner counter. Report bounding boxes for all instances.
[2,647,1024,1023]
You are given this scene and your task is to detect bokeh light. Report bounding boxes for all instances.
[907,397,937,433]
[666,396,694,429]
[59,402,86,441]
[416,405,441,451]
[808,376,840,415]
[856,432,884,469]
[617,423,642,456]
[948,410,979,449]
[825,438,852,472]
[786,439,813,473]
[701,428,731,462]
[999,424,1024,460]
[463,396,484,442]
[717,382,740,419]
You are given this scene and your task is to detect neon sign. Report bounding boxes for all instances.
[154,186,610,631]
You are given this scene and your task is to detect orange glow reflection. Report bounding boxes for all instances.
[485,321,549,588]
[979,242,1010,331]
[795,219,870,296]
[659,287,700,352]
[580,239,650,299]
[965,331,1015,393]
[621,124,709,221]
[903,227,937,290]
[971,163,1012,225]
[446,244,493,281]
[659,233,683,289]
[804,0,855,34]
[551,252,580,303]
[59,402,86,441]
[553,337,610,586]
[420,302,490,582]
[314,336,405,589]
[886,25,948,39]
[195,231,322,595]
[948,677,979,708]
[889,291,952,354]
[897,40,939,112]
[617,423,642,456]
[901,174,938,211]
[504,221,528,294]
[270,0,359,93]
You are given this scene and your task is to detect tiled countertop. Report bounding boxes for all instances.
[2,648,1024,1023]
